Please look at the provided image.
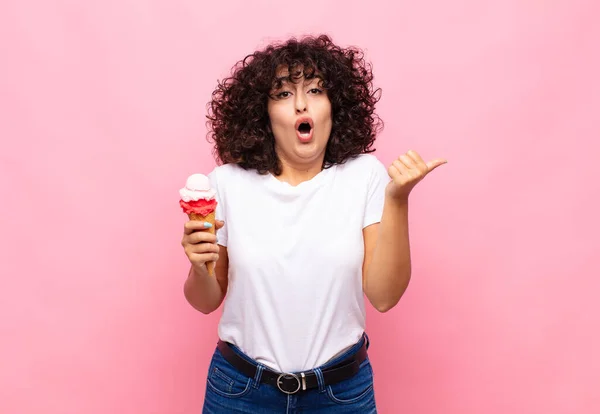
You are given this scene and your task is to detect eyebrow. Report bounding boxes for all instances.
[272,75,323,89]
[274,76,291,85]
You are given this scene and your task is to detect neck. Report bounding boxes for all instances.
[274,153,325,187]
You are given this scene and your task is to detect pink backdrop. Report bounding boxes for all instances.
[1,1,599,413]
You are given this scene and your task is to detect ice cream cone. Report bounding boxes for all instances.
[179,172,218,278]
[187,211,217,276]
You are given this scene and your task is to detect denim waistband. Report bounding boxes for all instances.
[222,332,369,374]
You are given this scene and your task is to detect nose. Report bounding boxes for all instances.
[295,94,307,113]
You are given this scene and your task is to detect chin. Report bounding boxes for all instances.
[295,140,326,158]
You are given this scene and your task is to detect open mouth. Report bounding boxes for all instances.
[295,117,314,142]
[298,122,312,134]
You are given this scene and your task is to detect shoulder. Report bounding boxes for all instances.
[208,163,266,192]
[336,153,388,176]
[209,162,242,176]
[335,154,390,198]
[209,163,256,181]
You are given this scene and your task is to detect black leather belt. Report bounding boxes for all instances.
[216,336,369,394]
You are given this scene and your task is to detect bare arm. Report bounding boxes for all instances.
[362,150,446,313]
[181,220,229,314]
[362,200,411,313]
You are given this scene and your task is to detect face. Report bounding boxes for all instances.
[267,66,333,168]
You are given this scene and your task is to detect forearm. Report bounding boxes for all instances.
[183,266,224,314]
[364,197,411,312]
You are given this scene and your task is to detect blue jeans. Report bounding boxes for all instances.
[202,334,377,413]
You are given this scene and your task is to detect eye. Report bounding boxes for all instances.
[308,88,323,94]
[275,91,292,98]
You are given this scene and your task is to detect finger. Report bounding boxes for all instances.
[391,160,410,179]
[406,150,428,172]
[187,242,220,255]
[399,154,416,169]
[393,159,410,174]
[186,231,218,245]
[426,158,448,172]
[184,220,214,235]
[215,220,225,230]
[189,252,220,264]
[406,150,424,164]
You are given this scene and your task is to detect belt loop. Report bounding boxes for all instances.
[314,367,325,392]
[253,364,264,389]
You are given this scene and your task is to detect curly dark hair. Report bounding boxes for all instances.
[206,34,383,176]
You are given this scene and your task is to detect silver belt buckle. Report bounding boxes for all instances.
[276,373,302,394]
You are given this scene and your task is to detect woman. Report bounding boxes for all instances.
[181,34,446,413]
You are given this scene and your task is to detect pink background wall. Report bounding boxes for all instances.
[1,0,599,413]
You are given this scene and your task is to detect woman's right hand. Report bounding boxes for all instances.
[181,220,224,276]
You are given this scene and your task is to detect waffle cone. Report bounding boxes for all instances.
[188,211,216,276]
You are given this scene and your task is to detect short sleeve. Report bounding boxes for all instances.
[208,167,228,247]
[363,156,390,228]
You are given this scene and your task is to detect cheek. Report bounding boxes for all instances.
[267,106,286,129]
[317,103,333,131]
[317,99,332,118]
[267,106,292,143]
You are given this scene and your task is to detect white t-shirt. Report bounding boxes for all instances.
[207,153,389,373]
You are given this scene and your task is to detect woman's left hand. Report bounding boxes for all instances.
[386,150,447,203]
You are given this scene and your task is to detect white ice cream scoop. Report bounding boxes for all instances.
[179,173,217,202]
